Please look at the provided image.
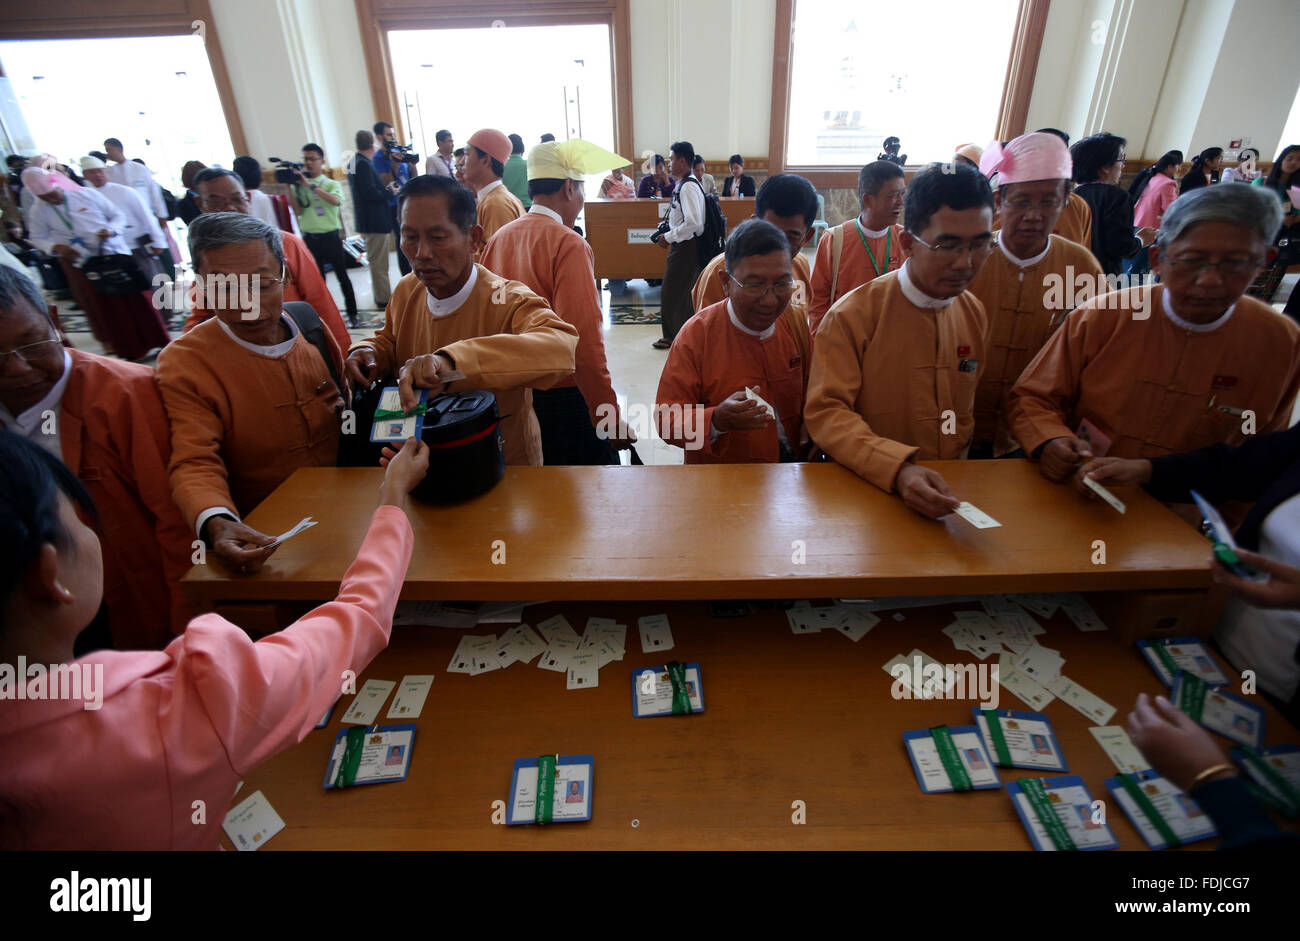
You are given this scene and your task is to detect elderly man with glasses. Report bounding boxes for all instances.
[0,267,192,649]
[156,213,346,574]
[804,163,995,518]
[966,132,1104,458]
[181,167,350,354]
[1009,184,1300,485]
[656,218,812,464]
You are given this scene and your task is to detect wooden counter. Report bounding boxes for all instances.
[583,196,755,279]
[219,599,1300,850]
[182,461,1211,613]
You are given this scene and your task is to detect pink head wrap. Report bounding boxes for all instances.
[978,132,1072,185]
[20,167,55,195]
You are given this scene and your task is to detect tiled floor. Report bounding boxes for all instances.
[57,253,1300,455]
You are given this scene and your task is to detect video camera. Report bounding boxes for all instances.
[383,142,421,166]
[269,157,306,184]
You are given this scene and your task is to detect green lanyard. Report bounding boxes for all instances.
[50,200,75,234]
[855,220,891,277]
[535,755,556,825]
[1116,773,1181,848]
[1018,778,1077,850]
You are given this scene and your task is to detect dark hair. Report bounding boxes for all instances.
[670,141,695,164]
[653,153,665,167]
[1238,148,1259,162]
[0,266,50,320]
[231,155,262,190]
[1036,127,1070,147]
[527,178,568,198]
[756,173,819,226]
[1179,147,1224,195]
[508,134,525,155]
[5,155,26,170]
[858,159,904,198]
[373,121,393,136]
[436,129,452,144]
[302,143,324,158]
[103,138,123,149]
[1070,132,1126,183]
[397,174,477,232]
[89,151,109,163]
[1264,144,1300,192]
[180,160,208,189]
[693,155,705,166]
[470,146,504,178]
[0,431,99,623]
[193,167,243,190]
[724,218,790,273]
[729,154,743,167]
[904,162,994,236]
[356,129,375,152]
[540,133,556,143]
[1129,150,1182,204]
[454,147,465,158]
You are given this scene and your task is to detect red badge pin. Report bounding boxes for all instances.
[957,345,971,357]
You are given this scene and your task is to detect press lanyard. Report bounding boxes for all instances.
[50,200,88,251]
[855,220,891,277]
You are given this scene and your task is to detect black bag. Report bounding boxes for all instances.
[683,176,727,266]
[81,249,149,297]
[159,186,180,221]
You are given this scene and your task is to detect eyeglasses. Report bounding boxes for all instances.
[1003,197,1064,212]
[910,234,995,258]
[1165,256,1261,277]
[0,337,61,365]
[200,193,250,210]
[728,274,797,299]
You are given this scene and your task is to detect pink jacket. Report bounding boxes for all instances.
[0,506,413,850]
[1134,173,1178,230]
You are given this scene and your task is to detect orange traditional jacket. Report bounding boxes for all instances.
[182,230,350,355]
[656,299,809,463]
[56,350,194,648]
[1008,284,1300,459]
[966,234,1104,454]
[805,264,988,492]
[481,209,620,427]
[157,315,344,529]
[808,220,907,336]
[692,251,812,314]
[476,182,524,255]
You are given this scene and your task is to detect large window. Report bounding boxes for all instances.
[783,0,1022,169]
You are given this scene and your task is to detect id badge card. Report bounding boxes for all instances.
[1137,637,1230,688]
[506,754,594,825]
[1007,776,1118,851]
[972,708,1067,772]
[370,387,427,444]
[903,726,1001,793]
[321,724,416,788]
[1076,417,1112,456]
[1106,769,1217,849]
[1172,672,1264,748]
[315,204,326,216]
[632,663,704,716]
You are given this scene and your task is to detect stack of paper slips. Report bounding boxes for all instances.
[445,615,631,691]
[785,601,881,642]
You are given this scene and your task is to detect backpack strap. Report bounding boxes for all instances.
[829,221,848,304]
[283,301,346,399]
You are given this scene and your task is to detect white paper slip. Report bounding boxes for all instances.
[998,653,1057,711]
[638,614,675,653]
[386,675,434,719]
[266,516,317,548]
[952,501,1001,529]
[785,606,825,634]
[222,790,285,851]
[466,634,501,675]
[993,611,1040,653]
[447,635,475,674]
[884,649,954,699]
[497,624,546,667]
[1049,675,1117,725]
[1014,645,1064,688]
[538,633,579,672]
[1082,475,1127,514]
[341,679,396,725]
[566,651,600,690]
[536,614,579,645]
[1090,726,1150,774]
[1014,593,1061,620]
[744,385,776,418]
[834,607,880,641]
[1059,593,1107,632]
[594,636,624,668]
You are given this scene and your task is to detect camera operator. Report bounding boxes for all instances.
[289,144,359,328]
[649,141,704,350]
[372,121,415,276]
[878,136,907,167]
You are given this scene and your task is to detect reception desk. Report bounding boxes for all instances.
[583,197,755,280]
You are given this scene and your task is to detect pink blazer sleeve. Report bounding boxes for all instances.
[158,505,414,776]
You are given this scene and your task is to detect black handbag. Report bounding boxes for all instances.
[81,249,149,297]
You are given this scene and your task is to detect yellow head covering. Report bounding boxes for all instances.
[527,139,630,181]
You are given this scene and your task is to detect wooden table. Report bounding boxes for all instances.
[182,461,1212,613]
[583,197,755,279]
[220,599,1300,850]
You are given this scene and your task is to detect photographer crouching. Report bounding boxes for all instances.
[649,141,704,350]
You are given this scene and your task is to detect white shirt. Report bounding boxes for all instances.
[665,176,705,243]
[425,153,455,177]
[196,314,302,537]
[105,160,166,218]
[1162,290,1236,332]
[527,203,563,225]
[996,229,1051,268]
[477,179,505,198]
[897,259,954,309]
[1215,492,1300,700]
[93,181,166,250]
[425,265,478,318]
[0,349,72,457]
[247,189,279,227]
[26,186,130,262]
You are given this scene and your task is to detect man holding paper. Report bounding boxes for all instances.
[804,163,994,518]
[346,174,578,466]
